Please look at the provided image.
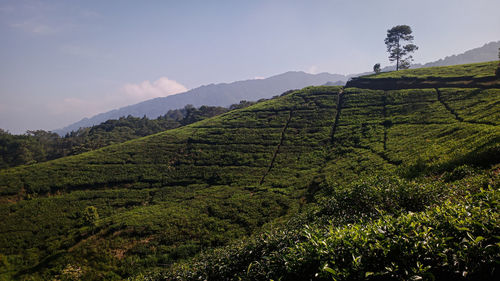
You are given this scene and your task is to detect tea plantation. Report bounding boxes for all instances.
[0,62,499,280]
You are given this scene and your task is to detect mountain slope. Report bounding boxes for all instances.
[56,41,499,135]
[363,40,500,75]
[421,41,500,68]
[0,62,499,280]
[0,86,344,279]
[56,71,346,135]
[0,106,232,170]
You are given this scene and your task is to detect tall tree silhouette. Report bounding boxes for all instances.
[385,25,418,70]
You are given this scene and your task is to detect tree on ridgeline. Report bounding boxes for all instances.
[373,63,381,74]
[385,25,418,70]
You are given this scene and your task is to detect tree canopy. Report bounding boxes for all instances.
[385,25,418,70]
[0,101,262,170]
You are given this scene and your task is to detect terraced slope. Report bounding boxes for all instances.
[0,87,342,279]
[153,63,500,281]
[320,86,499,186]
[0,87,339,198]
[0,62,499,280]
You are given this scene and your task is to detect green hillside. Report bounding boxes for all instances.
[0,62,499,280]
[365,61,498,79]
[0,105,232,170]
[347,61,500,90]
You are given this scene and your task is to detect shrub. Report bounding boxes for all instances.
[286,189,500,281]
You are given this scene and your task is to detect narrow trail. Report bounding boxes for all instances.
[435,88,464,122]
[372,149,402,166]
[259,110,293,185]
[361,93,400,165]
[330,89,344,144]
[305,88,346,200]
[353,145,402,166]
[435,88,496,126]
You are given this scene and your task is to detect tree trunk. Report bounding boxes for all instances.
[396,39,400,71]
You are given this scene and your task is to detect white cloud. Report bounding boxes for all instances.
[43,77,188,128]
[123,77,188,100]
[307,65,319,74]
[5,1,72,35]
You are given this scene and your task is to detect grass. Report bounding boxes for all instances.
[363,61,498,79]
[155,173,499,281]
[0,87,343,279]
[0,61,499,280]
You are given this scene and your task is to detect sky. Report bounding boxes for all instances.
[0,0,499,134]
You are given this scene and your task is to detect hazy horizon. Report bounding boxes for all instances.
[1,0,499,134]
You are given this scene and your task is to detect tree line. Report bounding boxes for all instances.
[0,101,257,169]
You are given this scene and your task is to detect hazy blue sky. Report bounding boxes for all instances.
[1,0,499,133]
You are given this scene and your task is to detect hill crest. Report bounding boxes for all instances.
[55,71,347,135]
[56,41,500,135]
[0,61,499,279]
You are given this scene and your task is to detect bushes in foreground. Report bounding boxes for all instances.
[148,173,498,281]
[153,188,498,281]
[287,188,499,281]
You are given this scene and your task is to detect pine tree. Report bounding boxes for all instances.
[385,25,418,70]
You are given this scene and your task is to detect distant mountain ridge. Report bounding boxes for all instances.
[420,41,500,67]
[373,41,500,73]
[55,71,346,135]
[56,40,499,135]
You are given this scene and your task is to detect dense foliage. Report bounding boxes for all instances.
[0,129,61,169]
[0,104,234,169]
[156,172,498,281]
[0,62,498,280]
[384,25,418,70]
[0,86,342,279]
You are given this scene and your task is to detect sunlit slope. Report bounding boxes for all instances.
[316,86,499,187]
[0,87,342,279]
[155,62,500,281]
[347,61,500,89]
[337,87,499,161]
[367,61,498,79]
[0,60,499,279]
[0,87,340,198]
